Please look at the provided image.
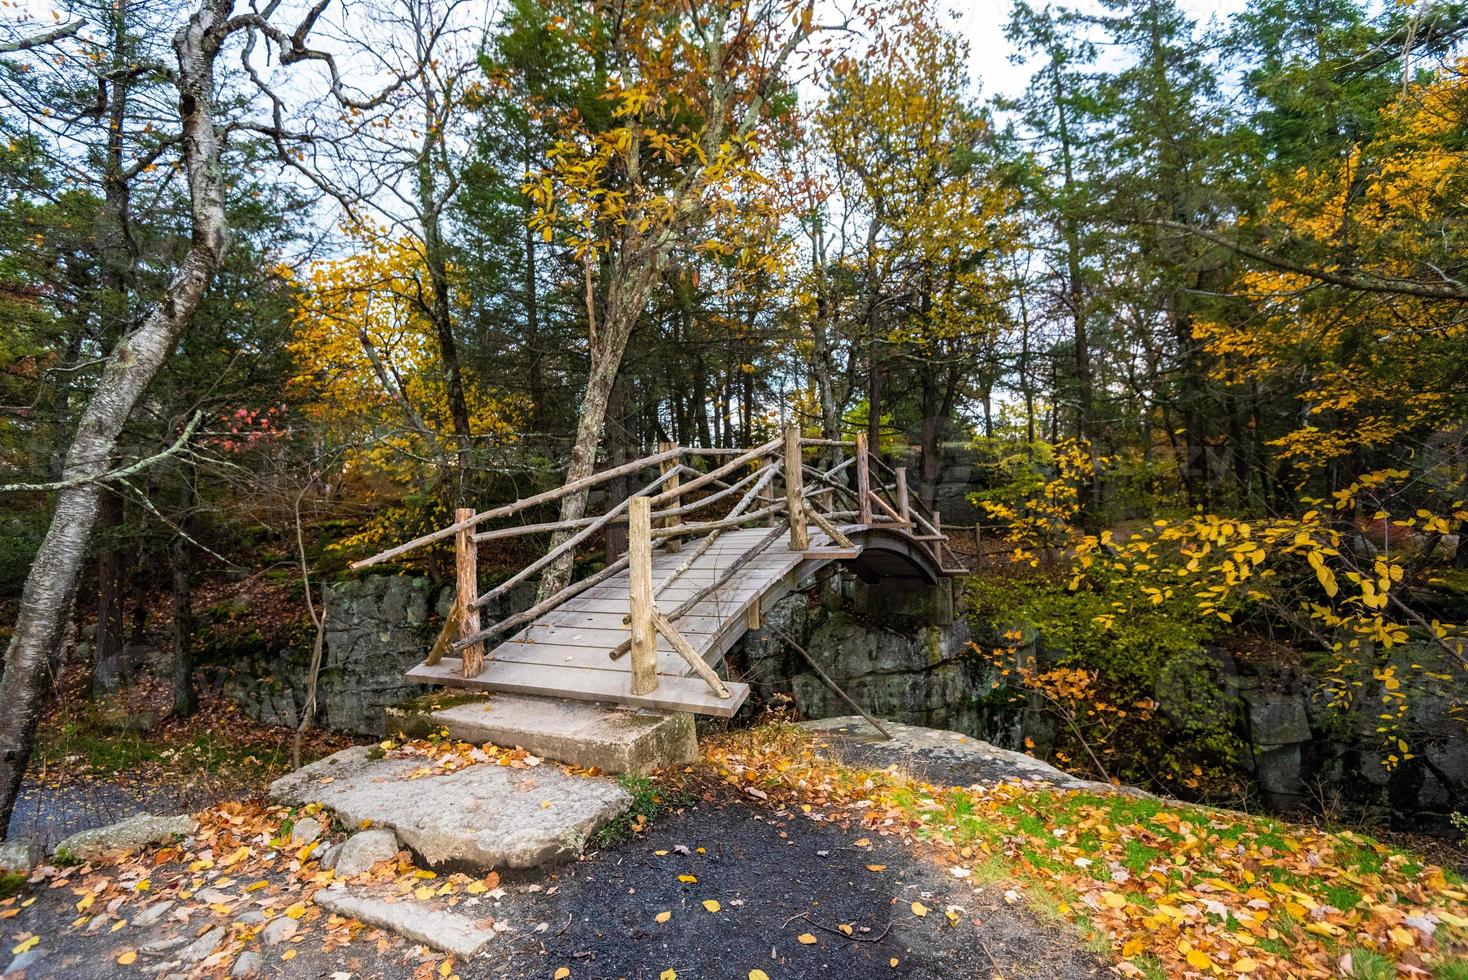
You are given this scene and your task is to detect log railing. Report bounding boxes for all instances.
[351,426,965,687]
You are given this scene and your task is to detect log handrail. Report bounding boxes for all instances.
[350,445,685,569]
[388,431,968,680]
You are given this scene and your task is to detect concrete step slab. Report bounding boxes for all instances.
[389,692,696,775]
[269,745,631,870]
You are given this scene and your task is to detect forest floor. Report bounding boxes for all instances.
[5,669,353,848]
[2,691,1467,979]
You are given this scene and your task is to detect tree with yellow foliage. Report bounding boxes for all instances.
[522,0,826,599]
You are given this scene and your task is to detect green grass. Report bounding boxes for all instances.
[1434,956,1468,980]
[1346,947,1396,980]
[594,774,686,847]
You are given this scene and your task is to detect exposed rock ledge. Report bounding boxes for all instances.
[801,716,1146,797]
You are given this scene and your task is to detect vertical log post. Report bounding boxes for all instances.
[855,431,873,525]
[895,466,910,526]
[973,523,983,571]
[455,507,485,677]
[658,441,681,553]
[628,496,659,695]
[784,424,808,550]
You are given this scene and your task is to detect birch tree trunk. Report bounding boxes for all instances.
[0,0,233,838]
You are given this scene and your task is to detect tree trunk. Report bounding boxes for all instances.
[92,485,125,697]
[0,0,232,839]
[171,516,196,719]
[536,244,665,601]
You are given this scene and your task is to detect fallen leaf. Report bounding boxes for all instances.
[702,900,721,913]
[797,932,818,945]
[117,950,137,965]
[655,911,671,924]
[554,969,570,980]
[911,901,929,917]
[750,971,770,980]
[11,937,39,956]
[865,864,886,872]
[677,874,697,883]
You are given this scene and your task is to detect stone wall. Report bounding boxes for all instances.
[218,574,535,736]
[732,578,1465,831]
[732,572,997,737]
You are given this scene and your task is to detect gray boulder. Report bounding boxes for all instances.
[332,828,400,878]
[289,816,322,846]
[230,950,262,977]
[54,813,198,862]
[0,838,41,875]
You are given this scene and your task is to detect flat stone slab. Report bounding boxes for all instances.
[54,812,198,862]
[269,746,631,870]
[426,693,696,775]
[314,887,496,958]
[801,717,1144,796]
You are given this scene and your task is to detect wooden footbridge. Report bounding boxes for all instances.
[352,428,967,717]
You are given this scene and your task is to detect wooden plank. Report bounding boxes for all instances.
[405,659,750,717]
[628,497,658,695]
[489,638,687,675]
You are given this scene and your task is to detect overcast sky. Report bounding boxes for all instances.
[948,0,1252,100]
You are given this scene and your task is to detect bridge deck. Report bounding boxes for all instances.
[406,526,845,716]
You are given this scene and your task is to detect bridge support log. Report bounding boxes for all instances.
[627,497,659,695]
[455,507,485,677]
[855,432,873,525]
[784,424,808,550]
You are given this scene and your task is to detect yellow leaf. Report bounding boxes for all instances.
[466,881,487,895]
[284,903,307,920]
[702,900,721,913]
[890,958,899,967]
[660,972,676,980]
[839,923,853,936]
[414,886,435,901]
[1121,937,1144,958]
[281,948,297,961]
[677,874,697,883]
[555,969,570,980]
[750,971,770,980]
[1186,949,1213,970]
[116,949,137,965]
[1235,958,1259,974]
[220,845,250,868]
[655,911,671,924]
[76,893,95,912]
[12,936,39,955]
[797,932,818,944]
[911,901,929,917]
[1100,891,1127,909]
[111,919,127,932]
[865,864,886,872]
[439,959,454,977]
